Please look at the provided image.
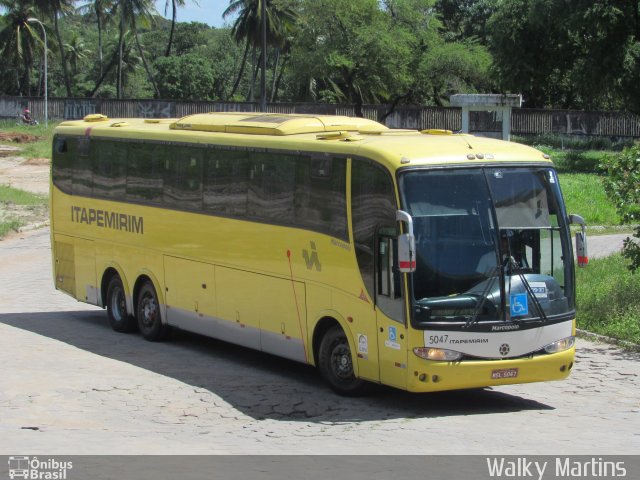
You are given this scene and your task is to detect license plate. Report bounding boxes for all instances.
[491,368,519,379]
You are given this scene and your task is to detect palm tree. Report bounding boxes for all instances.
[163,0,190,57]
[35,0,76,97]
[77,0,116,79]
[223,0,298,100]
[113,0,159,98]
[0,0,40,95]
[65,32,91,76]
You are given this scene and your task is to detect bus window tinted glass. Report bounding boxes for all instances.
[351,160,397,297]
[203,150,250,216]
[72,138,92,196]
[52,136,72,193]
[164,146,203,210]
[294,157,347,239]
[248,153,295,221]
[126,143,163,203]
[92,140,126,199]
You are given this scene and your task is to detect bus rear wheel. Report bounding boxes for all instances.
[136,281,170,341]
[106,275,137,333]
[318,326,367,396]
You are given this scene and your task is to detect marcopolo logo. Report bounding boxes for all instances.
[7,457,73,480]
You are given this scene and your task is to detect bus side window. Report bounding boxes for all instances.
[203,149,250,217]
[72,138,92,196]
[126,143,163,204]
[92,140,126,199]
[54,137,67,154]
[163,146,203,211]
[351,159,397,300]
[294,157,347,240]
[378,234,401,299]
[52,136,72,194]
[247,152,296,221]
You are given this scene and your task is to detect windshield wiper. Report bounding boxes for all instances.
[465,265,501,328]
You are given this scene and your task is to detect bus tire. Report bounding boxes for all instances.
[136,281,170,341]
[318,326,367,396]
[106,275,137,333]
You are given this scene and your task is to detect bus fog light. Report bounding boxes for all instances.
[544,336,575,354]
[413,347,462,361]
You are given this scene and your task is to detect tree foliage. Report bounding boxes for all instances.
[488,0,640,110]
[601,146,640,272]
[154,53,217,100]
[288,0,411,114]
[2,0,640,113]
[0,0,40,96]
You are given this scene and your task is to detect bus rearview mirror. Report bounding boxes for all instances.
[575,231,588,267]
[569,214,588,267]
[396,210,416,273]
[398,233,416,273]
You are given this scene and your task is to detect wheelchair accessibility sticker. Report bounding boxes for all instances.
[384,326,401,350]
[510,293,529,317]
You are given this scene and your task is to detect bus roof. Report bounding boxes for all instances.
[56,112,552,170]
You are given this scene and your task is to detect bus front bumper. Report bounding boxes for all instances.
[406,347,575,392]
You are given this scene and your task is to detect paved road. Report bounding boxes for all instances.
[586,233,630,260]
[1,229,638,455]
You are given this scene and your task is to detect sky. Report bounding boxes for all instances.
[153,0,235,28]
[0,2,235,28]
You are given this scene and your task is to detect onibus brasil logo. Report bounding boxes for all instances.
[8,457,73,480]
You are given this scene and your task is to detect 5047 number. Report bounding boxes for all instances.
[428,335,448,345]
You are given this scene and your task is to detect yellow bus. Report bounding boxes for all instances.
[50,112,587,395]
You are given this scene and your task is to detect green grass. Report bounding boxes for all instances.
[0,119,58,160]
[0,119,58,137]
[557,173,621,227]
[576,253,640,345]
[0,185,47,205]
[0,185,48,239]
[535,146,612,173]
[0,219,22,238]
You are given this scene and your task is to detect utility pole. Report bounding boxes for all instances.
[260,0,267,112]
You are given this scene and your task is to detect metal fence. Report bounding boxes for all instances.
[3,96,640,138]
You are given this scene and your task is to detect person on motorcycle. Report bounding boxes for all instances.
[21,108,38,125]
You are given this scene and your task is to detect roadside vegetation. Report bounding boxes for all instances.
[0,121,53,238]
[0,185,47,238]
[548,139,640,346]
[576,253,640,345]
[0,120,57,160]
[558,173,622,230]
[522,138,632,234]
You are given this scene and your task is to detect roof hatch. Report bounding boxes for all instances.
[169,112,387,136]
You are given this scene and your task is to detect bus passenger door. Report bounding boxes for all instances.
[376,233,408,389]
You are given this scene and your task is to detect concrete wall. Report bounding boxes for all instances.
[2,96,640,138]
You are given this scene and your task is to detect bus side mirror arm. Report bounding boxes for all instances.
[569,214,588,268]
[396,210,416,273]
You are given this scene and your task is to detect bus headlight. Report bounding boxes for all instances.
[413,347,463,361]
[544,336,575,354]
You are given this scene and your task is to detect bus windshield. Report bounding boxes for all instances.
[399,167,574,326]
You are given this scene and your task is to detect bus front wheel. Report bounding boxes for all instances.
[136,281,170,341]
[106,275,137,333]
[318,326,367,396]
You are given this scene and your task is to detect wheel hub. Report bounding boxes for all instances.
[141,296,156,326]
[332,345,352,379]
